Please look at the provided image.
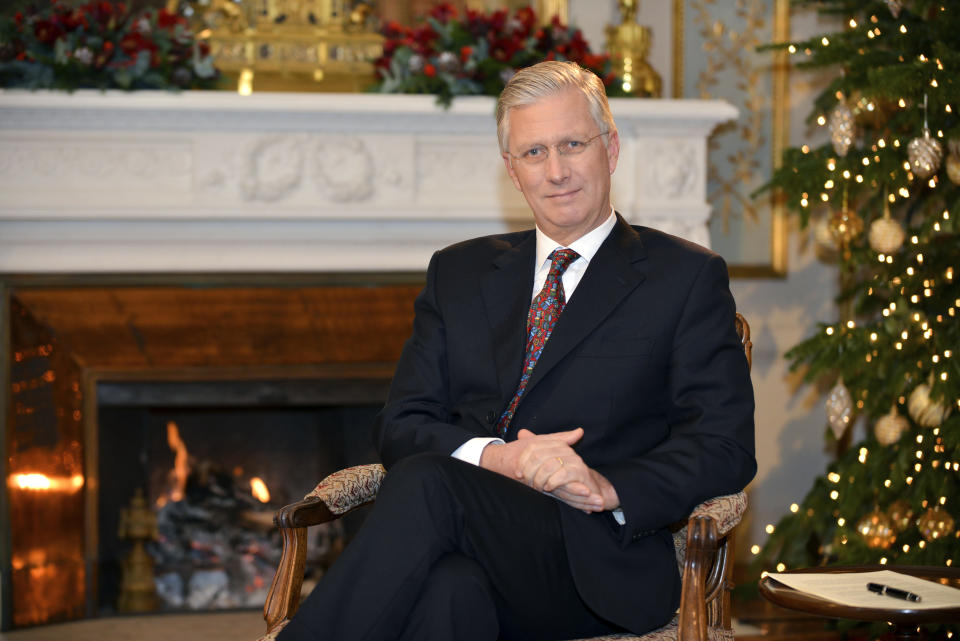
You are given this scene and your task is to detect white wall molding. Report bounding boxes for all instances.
[0,90,736,273]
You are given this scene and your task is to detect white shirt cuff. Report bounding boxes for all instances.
[612,508,625,525]
[451,437,504,466]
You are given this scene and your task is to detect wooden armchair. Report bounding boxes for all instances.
[258,314,753,641]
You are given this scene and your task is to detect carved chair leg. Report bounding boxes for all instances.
[263,525,307,633]
[677,516,718,641]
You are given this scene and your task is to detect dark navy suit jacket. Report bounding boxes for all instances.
[373,214,756,633]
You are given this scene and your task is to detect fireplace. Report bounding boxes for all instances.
[3,277,421,626]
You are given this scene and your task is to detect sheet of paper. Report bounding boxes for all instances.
[767,570,960,610]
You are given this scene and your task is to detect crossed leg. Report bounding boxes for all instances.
[276,452,622,641]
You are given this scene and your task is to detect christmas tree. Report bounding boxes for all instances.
[753,0,959,598]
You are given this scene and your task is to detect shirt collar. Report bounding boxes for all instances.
[534,207,617,270]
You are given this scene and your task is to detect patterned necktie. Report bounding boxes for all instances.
[497,248,580,437]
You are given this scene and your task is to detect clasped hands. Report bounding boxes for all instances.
[479,427,619,514]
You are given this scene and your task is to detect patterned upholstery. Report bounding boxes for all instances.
[569,617,735,641]
[303,463,386,514]
[671,492,747,573]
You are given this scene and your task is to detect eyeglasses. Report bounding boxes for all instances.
[507,131,609,167]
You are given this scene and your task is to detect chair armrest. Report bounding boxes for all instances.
[274,463,386,529]
[689,492,747,537]
[678,515,719,641]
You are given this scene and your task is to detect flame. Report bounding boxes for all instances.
[250,477,270,503]
[166,421,189,502]
[8,473,84,492]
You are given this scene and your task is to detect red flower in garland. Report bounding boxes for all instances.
[156,8,184,29]
[33,19,64,45]
[428,2,457,25]
[423,63,436,78]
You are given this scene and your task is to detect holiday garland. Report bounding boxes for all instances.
[0,0,218,90]
[371,2,628,107]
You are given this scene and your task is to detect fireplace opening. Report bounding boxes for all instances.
[94,378,385,615]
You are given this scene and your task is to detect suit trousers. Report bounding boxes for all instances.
[276,453,625,641]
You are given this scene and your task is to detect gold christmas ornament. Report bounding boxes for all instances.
[812,215,838,252]
[907,381,952,427]
[828,208,864,247]
[946,140,960,185]
[857,509,896,549]
[829,100,856,157]
[908,95,943,179]
[851,92,895,130]
[916,506,955,542]
[874,405,909,445]
[868,212,905,254]
[826,379,854,438]
[886,500,914,534]
[885,0,903,18]
[908,130,943,179]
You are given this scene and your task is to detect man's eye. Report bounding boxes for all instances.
[523,146,546,158]
[562,140,583,152]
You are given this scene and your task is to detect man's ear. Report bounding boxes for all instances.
[606,129,621,175]
[503,154,523,191]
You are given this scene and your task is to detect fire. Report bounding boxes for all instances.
[8,473,84,492]
[166,421,189,502]
[250,477,270,503]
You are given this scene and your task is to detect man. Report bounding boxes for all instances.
[278,61,755,641]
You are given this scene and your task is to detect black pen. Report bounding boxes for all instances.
[867,582,922,602]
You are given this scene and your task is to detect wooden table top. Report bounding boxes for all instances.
[758,565,960,624]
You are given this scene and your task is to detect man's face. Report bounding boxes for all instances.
[502,89,620,246]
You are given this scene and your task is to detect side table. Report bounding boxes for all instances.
[759,565,960,641]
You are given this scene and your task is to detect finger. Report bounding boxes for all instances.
[533,457,569,491]
[517,428,535,440]
[556,426,584,445]
[551,488,605,512]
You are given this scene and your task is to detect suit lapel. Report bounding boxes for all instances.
[522,216,647,399]
[480,232,537,404]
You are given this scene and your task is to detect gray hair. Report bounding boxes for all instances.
[495,61,616,154]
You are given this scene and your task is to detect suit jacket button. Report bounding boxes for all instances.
[485,411,496,424]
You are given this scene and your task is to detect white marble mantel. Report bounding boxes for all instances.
[0,91,736,273]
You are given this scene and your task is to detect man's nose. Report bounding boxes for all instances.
[544,149,570,182]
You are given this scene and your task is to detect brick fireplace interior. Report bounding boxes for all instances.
[3,276,423,627]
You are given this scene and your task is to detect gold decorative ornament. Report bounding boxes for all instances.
[874,404,909,445]
[825,379,854,438]
[916,506,955,542]
[605,0,662,97]
[856,509,896,549]
[907,95,943,179]
[907,380,952,427]
[118,488,160,612]
[868,200,905,254]
[828,99,855,157]
[946,140,960,185]
[828,208,864,248]
[908,130,944,179]
[168,0,383,93]
[811,214,838,253]
[886,499,914,534]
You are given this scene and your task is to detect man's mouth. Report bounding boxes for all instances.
[547,189,580,199]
